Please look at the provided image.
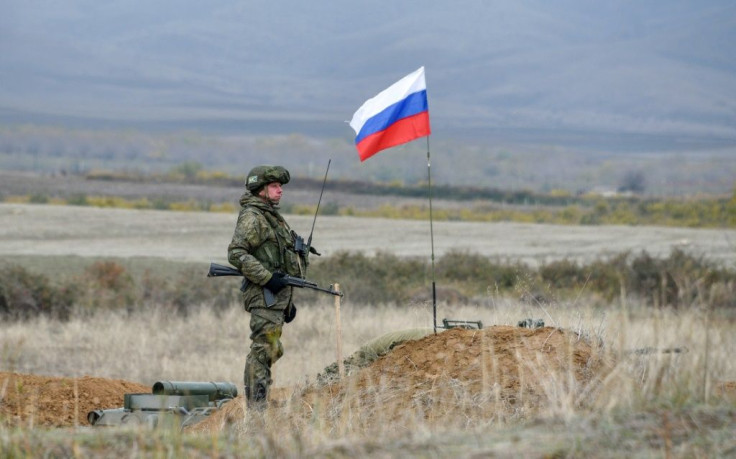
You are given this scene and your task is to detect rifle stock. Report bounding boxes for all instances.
[207,263,241,277]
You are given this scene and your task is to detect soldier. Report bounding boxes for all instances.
[227,165,307,409]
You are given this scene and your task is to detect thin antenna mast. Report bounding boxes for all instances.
[426,137,438,334]
[306,159,331,253]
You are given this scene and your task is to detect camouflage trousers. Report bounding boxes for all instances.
[244,307,284,407]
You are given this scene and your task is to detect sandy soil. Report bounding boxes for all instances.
[2,203,734,267]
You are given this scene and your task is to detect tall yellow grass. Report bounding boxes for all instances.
[2,296,733,394]
[1,297,734,456]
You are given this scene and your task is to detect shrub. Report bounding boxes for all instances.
[0,265,76,321]
[437,250,527,292]
[29,193,49,204]
[151,198,171,210]
[586,253,629,301]
[539,259,586,290]
[2,249,734,321]
[67,194,89,206]
[139,268,237,316]
[437,250,492,281]
[308,251,427,304]
[76,260,136,311]
[321,202,340,216]
[619,249,736,308]
[85,261,133,292]
[658,249,736,308]
[164,268,237,315]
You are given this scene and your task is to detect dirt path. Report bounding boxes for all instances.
[1,203,734,267]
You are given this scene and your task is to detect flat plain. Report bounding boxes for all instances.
[1,202,734,268]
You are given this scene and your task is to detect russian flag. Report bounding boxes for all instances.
[349,67,431,162]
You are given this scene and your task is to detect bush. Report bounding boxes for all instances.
[0,265,76,321]
[140,267,238,316]
[628,251,677,306]
[586,253,628,301]
[308,251,427,304]
[437,250,493,281]
[437,250,527,291]
[2,249,734,321]
[76,261,136,311]
[67,194,89,206]
[540,259,586,290]
[29,193,49,204]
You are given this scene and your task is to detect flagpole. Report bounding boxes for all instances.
[425,136,438,334]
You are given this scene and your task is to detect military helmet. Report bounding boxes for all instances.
[245,165,290,192]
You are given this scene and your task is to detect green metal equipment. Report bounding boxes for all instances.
[87,380,237,429]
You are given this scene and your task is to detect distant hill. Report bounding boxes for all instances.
[1,0,735,150]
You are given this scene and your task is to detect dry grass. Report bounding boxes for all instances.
[2,294,734,394]
[0,300,461,386]
[1,295,735,456]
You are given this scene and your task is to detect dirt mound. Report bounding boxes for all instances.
[313,325,612,422]
[0,372,148,428]
[193,325,613,432]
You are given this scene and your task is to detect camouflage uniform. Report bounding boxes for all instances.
[227,166,306,407]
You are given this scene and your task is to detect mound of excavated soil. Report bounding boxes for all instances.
[0,372,148,428]
[192,325,614,432]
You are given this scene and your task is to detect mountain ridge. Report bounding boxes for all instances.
[1,1,735,153]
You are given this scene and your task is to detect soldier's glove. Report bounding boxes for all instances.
[264,271,288,293]
[284,304,297,323]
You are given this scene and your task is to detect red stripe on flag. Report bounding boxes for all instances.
[355,111,431,162]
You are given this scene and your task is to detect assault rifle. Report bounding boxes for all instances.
[207,262,342,307]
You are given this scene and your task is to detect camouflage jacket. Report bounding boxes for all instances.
[227,192,307,312]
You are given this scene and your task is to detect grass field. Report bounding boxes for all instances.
[1,202,735,457]
[2,295,735,456]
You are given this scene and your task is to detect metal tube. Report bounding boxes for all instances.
[152,381,238,401]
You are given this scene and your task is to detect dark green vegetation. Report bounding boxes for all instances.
[0,259,236,321]
[2,249,734,322]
